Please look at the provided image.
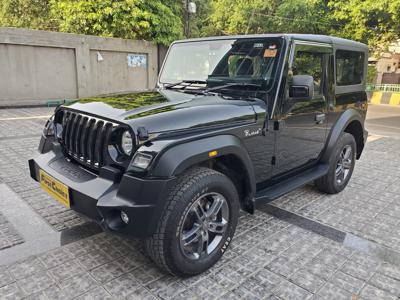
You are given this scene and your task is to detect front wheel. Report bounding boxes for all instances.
[145,167,239,276]
[315,132,356,194]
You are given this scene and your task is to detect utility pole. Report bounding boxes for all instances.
[184,0,189,38]
[183,0,196,38]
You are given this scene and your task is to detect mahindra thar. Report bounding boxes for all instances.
[29,34,368,276]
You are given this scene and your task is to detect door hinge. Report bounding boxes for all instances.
[271,156,276,165]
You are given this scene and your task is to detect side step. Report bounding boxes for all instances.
[254,164,329,207]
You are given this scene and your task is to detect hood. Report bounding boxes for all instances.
[63,90,257,134]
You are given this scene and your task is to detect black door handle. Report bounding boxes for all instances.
[315,113,326,124]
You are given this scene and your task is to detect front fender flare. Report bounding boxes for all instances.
[149,135,256,196]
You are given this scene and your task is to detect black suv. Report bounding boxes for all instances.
[29,34,368,276]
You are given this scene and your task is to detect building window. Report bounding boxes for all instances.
[336,50,364,85]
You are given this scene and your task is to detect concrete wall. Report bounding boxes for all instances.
[0,27,160,105]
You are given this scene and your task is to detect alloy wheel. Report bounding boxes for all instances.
[179,192,229,260]
[335,145,353,185]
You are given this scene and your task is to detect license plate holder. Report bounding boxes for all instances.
[39,169,70,208]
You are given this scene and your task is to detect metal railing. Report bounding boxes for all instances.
[366,84,400,92]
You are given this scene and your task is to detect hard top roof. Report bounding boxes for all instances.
[174,34,368,51]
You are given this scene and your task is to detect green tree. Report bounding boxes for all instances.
[188,0,215,38]
[0,0,58,30]
[50,0,183,45]
[367,65,378,83]
[207,0,331,35]
[273,0,330,34]
[209,0,278,35]
[328,0,400,48]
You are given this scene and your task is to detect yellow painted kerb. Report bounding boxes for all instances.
[370,92,382,105]
[389,93,400,105]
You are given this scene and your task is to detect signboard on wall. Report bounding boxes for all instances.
[127,54,147,68]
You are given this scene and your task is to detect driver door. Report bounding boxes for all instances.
[273,42,331,177]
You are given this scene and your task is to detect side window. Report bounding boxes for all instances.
[292,51,324,94]
[336,50,364,86]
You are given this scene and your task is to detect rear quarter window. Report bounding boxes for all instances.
[336,50,365,86]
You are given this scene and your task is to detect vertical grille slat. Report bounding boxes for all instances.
[65,113,75,151]
[94,121,105,167]
[79,117,89,160]
[59,110,119,170]
[102,123,113,163]
[70,114,81,156]
[74,116,85,156]
[85,119,96,164]
[87,121,100,166]
[61,111,70,144]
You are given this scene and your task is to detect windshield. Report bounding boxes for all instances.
[159,37,283,90]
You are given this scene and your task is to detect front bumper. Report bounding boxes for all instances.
[29,143,176,237]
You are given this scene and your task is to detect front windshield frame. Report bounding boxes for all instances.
[158,37,286,93]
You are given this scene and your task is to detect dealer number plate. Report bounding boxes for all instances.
[39,169,70,208]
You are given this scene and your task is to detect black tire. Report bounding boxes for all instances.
[145,167,239,276]
[315,132,356,194]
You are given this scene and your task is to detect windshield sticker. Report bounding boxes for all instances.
[264,49,277,58]
[253,43,264,48]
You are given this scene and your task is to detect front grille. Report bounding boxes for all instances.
[59,111,115,169]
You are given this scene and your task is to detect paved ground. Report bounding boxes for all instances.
[0,104,399,300]
[365,104,400,138]
[0,108,86,231]
[0,213,24,250]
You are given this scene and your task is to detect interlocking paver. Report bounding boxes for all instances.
[48,259,86,282]
[289,268,326,293]
[340,260,377,281]
[0,212,24,250]
[75,286,113,300]
[0,282,24,300]
[271,137,400,252]
[0,108,85,232]
[17,271,55,295]
[368,272,400,296]
[8,256,46,280]
[315,282,354,300]
[329,271,364,294]
[1,109,400,299]
[359,284,398,300]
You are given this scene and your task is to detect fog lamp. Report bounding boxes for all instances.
[120,211,129,224]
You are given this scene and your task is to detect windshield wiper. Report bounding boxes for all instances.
[205,82,262,93]
[164,80,207,89]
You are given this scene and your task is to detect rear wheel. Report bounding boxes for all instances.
[145,167,239,276]
[315,133,356,194]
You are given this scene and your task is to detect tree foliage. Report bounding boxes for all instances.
[1,0,400,48]
[0,0,57,30]
[50,0,183,45]
[207,0,400,49]
[328,0,400,48]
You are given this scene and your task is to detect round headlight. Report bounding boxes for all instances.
[121,130,133,155]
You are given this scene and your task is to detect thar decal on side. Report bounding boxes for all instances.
[29,34,368,276]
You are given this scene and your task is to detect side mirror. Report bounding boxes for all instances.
[289,75,314,101]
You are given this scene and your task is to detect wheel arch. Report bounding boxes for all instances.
[321,109,366,162]
[150,135,256,212]
[344,120,364,159]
